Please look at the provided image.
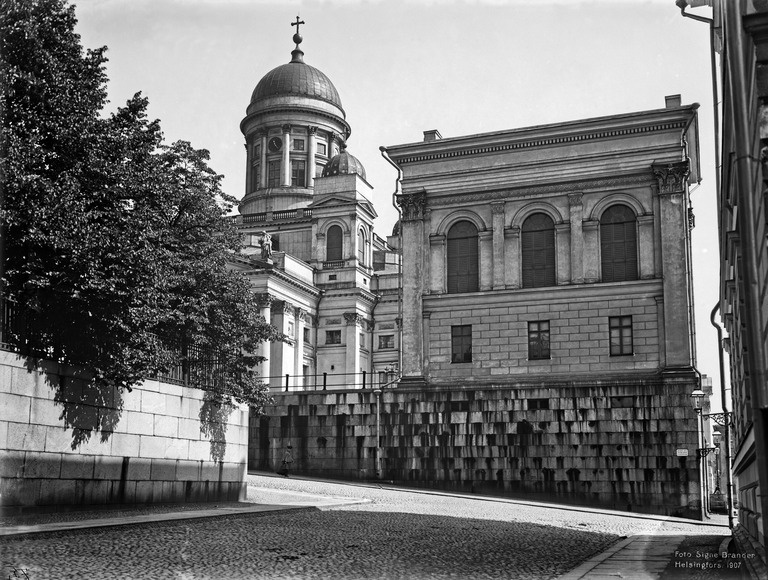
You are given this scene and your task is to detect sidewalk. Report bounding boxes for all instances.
[559,530,743,579]
[0,485,369,537]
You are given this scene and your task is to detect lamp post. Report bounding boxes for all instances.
[691,388,707,520]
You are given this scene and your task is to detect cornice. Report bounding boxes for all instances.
[243,267,322,298]
[427,172,651,207]
[389,118,689,166]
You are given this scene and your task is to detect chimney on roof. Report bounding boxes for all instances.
[665,94,682,109]
[423,129,442,142]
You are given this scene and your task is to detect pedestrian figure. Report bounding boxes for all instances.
[280,445,293,477]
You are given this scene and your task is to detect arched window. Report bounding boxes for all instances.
[357,229,366,265]
[326,225,343,262]
[600,205,638,282]
[447,221,479,294]
[522,213,556,288]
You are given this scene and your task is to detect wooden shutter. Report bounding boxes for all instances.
[601,205,638,282]
[447,221,479,294]
[522,214,555,288]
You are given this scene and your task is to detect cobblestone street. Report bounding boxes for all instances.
[0,474,730,580]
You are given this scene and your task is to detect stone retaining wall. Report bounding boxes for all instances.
[250,374,701,518]
[0,350,248,512]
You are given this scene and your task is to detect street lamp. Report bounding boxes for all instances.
[690,388,709,520]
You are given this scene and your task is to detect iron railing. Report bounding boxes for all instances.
[264,370,400,392]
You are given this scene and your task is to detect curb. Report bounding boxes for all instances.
[0,504,317,538]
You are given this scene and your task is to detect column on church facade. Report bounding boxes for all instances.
[396,191,427,383]
[281,124,291,186]
[429,234,446,293]
[329,132,338,158]
[583,220,599,283]
[343,313,362,381]
[555,223,571,285]
[259,132,267,190]
[479,231,493,291]
[504,226,520,288]
[423,209,432,294]
[294,309,307,388]
[638,215,655,279]
[256,294,272,383]
[307,126,317,187]
[270,300,295,389]
[491,203,505,290]
[568,193,584,284]
[653,161,693,368]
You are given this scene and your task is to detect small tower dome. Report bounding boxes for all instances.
[322,146,367,181]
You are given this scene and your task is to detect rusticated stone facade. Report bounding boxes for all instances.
[250,377,700,518]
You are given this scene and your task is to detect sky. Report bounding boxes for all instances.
[72,0,727,409]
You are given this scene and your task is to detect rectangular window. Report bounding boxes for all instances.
[451,325,472,363]
[609,316,633,356]
[359,332,365,348]
[528,320,550,360]
[326,330,341,345]
[291,160,306,187]
[303,327,310,344]
[378,334,395,349]
[317,142,327,156]
[529,398,550,410]
[293,138,305,151]
[267,160,280,188]
[253,143,261,157]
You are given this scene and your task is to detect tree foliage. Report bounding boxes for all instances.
[1,0,278,410]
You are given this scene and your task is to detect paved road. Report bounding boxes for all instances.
[0,474,729,580]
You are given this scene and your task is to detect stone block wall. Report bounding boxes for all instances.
[0,350,248,512]
[250,374,702,518]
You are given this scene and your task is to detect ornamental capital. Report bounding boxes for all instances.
[491,202,505,215]
[652,160,690,195]
[344,312,364,326]
[396,191,427,222]
[308,125,318,135]
[567,192,583,207]
[273,300,295,316]
[281,124,292,133]
[296,308,309,322]
[255,293,274,307]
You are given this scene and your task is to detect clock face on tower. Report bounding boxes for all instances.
[268,137,283,153]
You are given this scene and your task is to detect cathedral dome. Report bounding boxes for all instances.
[250,53,342,111]
[322,147,366,180]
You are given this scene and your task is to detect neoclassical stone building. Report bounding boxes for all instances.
[230,28,400,392]
[385,96,701,389]
[243,24,705,517]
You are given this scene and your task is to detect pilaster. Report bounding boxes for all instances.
[583,220,599,283]
[429,234,446,294]
[396,191,427,380]
[505,226,521,289]
[555,223,571,285]
[637,215,655,279]
[568,193,584,284]
[479,230,493,291]
[652,160,692,368]
[343,312,363,379]
[491,202,505,290]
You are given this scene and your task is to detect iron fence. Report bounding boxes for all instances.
[263,370,400,392]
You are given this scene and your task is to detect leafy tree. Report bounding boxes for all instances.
[0,0,278,431]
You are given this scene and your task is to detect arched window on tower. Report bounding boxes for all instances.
[326,225,343,262]
[522,213,556,288]
[447,221,479,294]
[600,204,638,282]
[357,228,366,266]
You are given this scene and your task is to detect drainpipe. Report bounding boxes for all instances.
[379,146,403,376]
[711,303,734,529]
[313,290,325,389]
